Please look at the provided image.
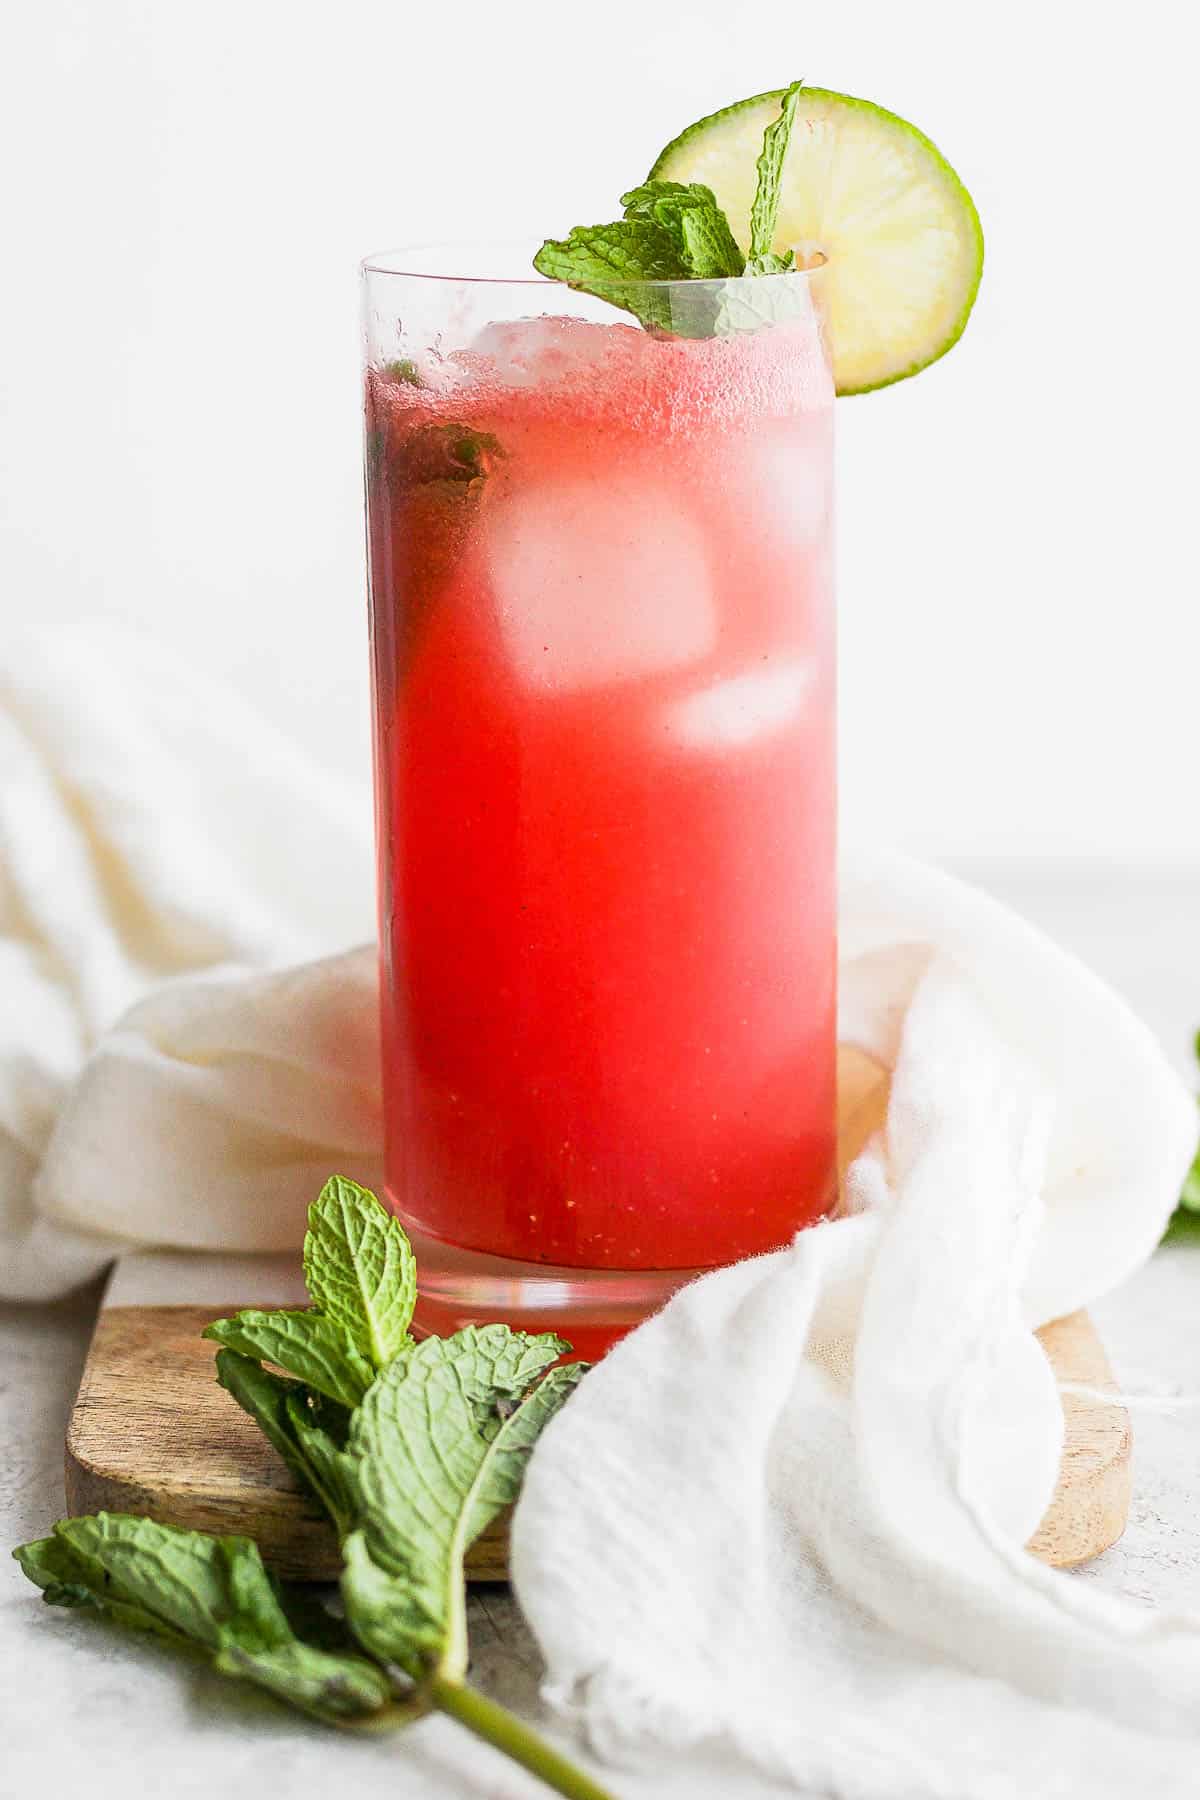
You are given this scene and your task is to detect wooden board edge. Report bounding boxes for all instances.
[64,1301,1131,1581]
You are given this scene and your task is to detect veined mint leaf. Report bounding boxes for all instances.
[204,1309,374,1409]
[535,181,745,334]
[284,1388,361,1534]
[55,1513,244,1646]
[14,1514,393,1723]
[340,1326,581,1680]
[459,1358,586,1546]
[533,220,682,331]
[14,1531,193,1644]
[620,181,744,279]
[214,1350,356,1536]
[303,1177,417,1369]
[748,80,804,266]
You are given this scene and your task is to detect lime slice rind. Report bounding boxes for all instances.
[650,86,984,396]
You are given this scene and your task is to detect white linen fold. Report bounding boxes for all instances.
[0,624,375,1296]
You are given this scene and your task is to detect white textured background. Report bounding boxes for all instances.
[2,0,1196,864]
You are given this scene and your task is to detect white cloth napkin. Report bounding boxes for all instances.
[511,887,1200,1799]
[3,627,1199,1796]
[0,625,377,1297]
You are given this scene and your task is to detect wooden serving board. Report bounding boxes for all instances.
[64,1049,1132,1577]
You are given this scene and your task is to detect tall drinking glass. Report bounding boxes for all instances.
[362,247,836,1356]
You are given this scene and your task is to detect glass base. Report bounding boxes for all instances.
[401,1217,703,1361]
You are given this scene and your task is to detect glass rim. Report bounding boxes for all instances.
[360,241,827,290]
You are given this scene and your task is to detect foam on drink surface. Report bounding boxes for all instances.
[369,309,833,441]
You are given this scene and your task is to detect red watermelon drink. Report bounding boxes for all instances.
[362,86,982,1346]
[366,294,835,1316]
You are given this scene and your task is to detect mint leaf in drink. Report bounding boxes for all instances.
[204,1309,374,1409]
[440,426,504,482]
[365,426,388,483]
[368,418,505,500]
[339,1326,582,1680]
[746,79,803,272]
[14,1515,394,1724]
[383,357,424,385]
[303,1175,417,1368]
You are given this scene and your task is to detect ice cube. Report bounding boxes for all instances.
[486,474,716,692]
[460,316,617,389]
[740,420,832,549]
[664,661,813,749]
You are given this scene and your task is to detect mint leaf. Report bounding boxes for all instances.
[340,1326,582,1680]
[214,1349,357,1535]
[14,1531,193,1644]
[283,1387,361,1534]
[747,80,803,269]
[365,426,388,483]
[375,422,505,493]
[14,1514,394,1724]
[204,1309,374,1409]
[619,181,744,279]
[303,1176,417,1369]
[533,219,683,331]
[383,357,423,386]
[534,180,747,334]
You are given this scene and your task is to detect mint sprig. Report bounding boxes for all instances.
[15,1178,608,1800]
[747,79,804,273]
[533,82,803,333]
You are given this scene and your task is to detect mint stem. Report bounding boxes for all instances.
[429,1674,616,1800]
